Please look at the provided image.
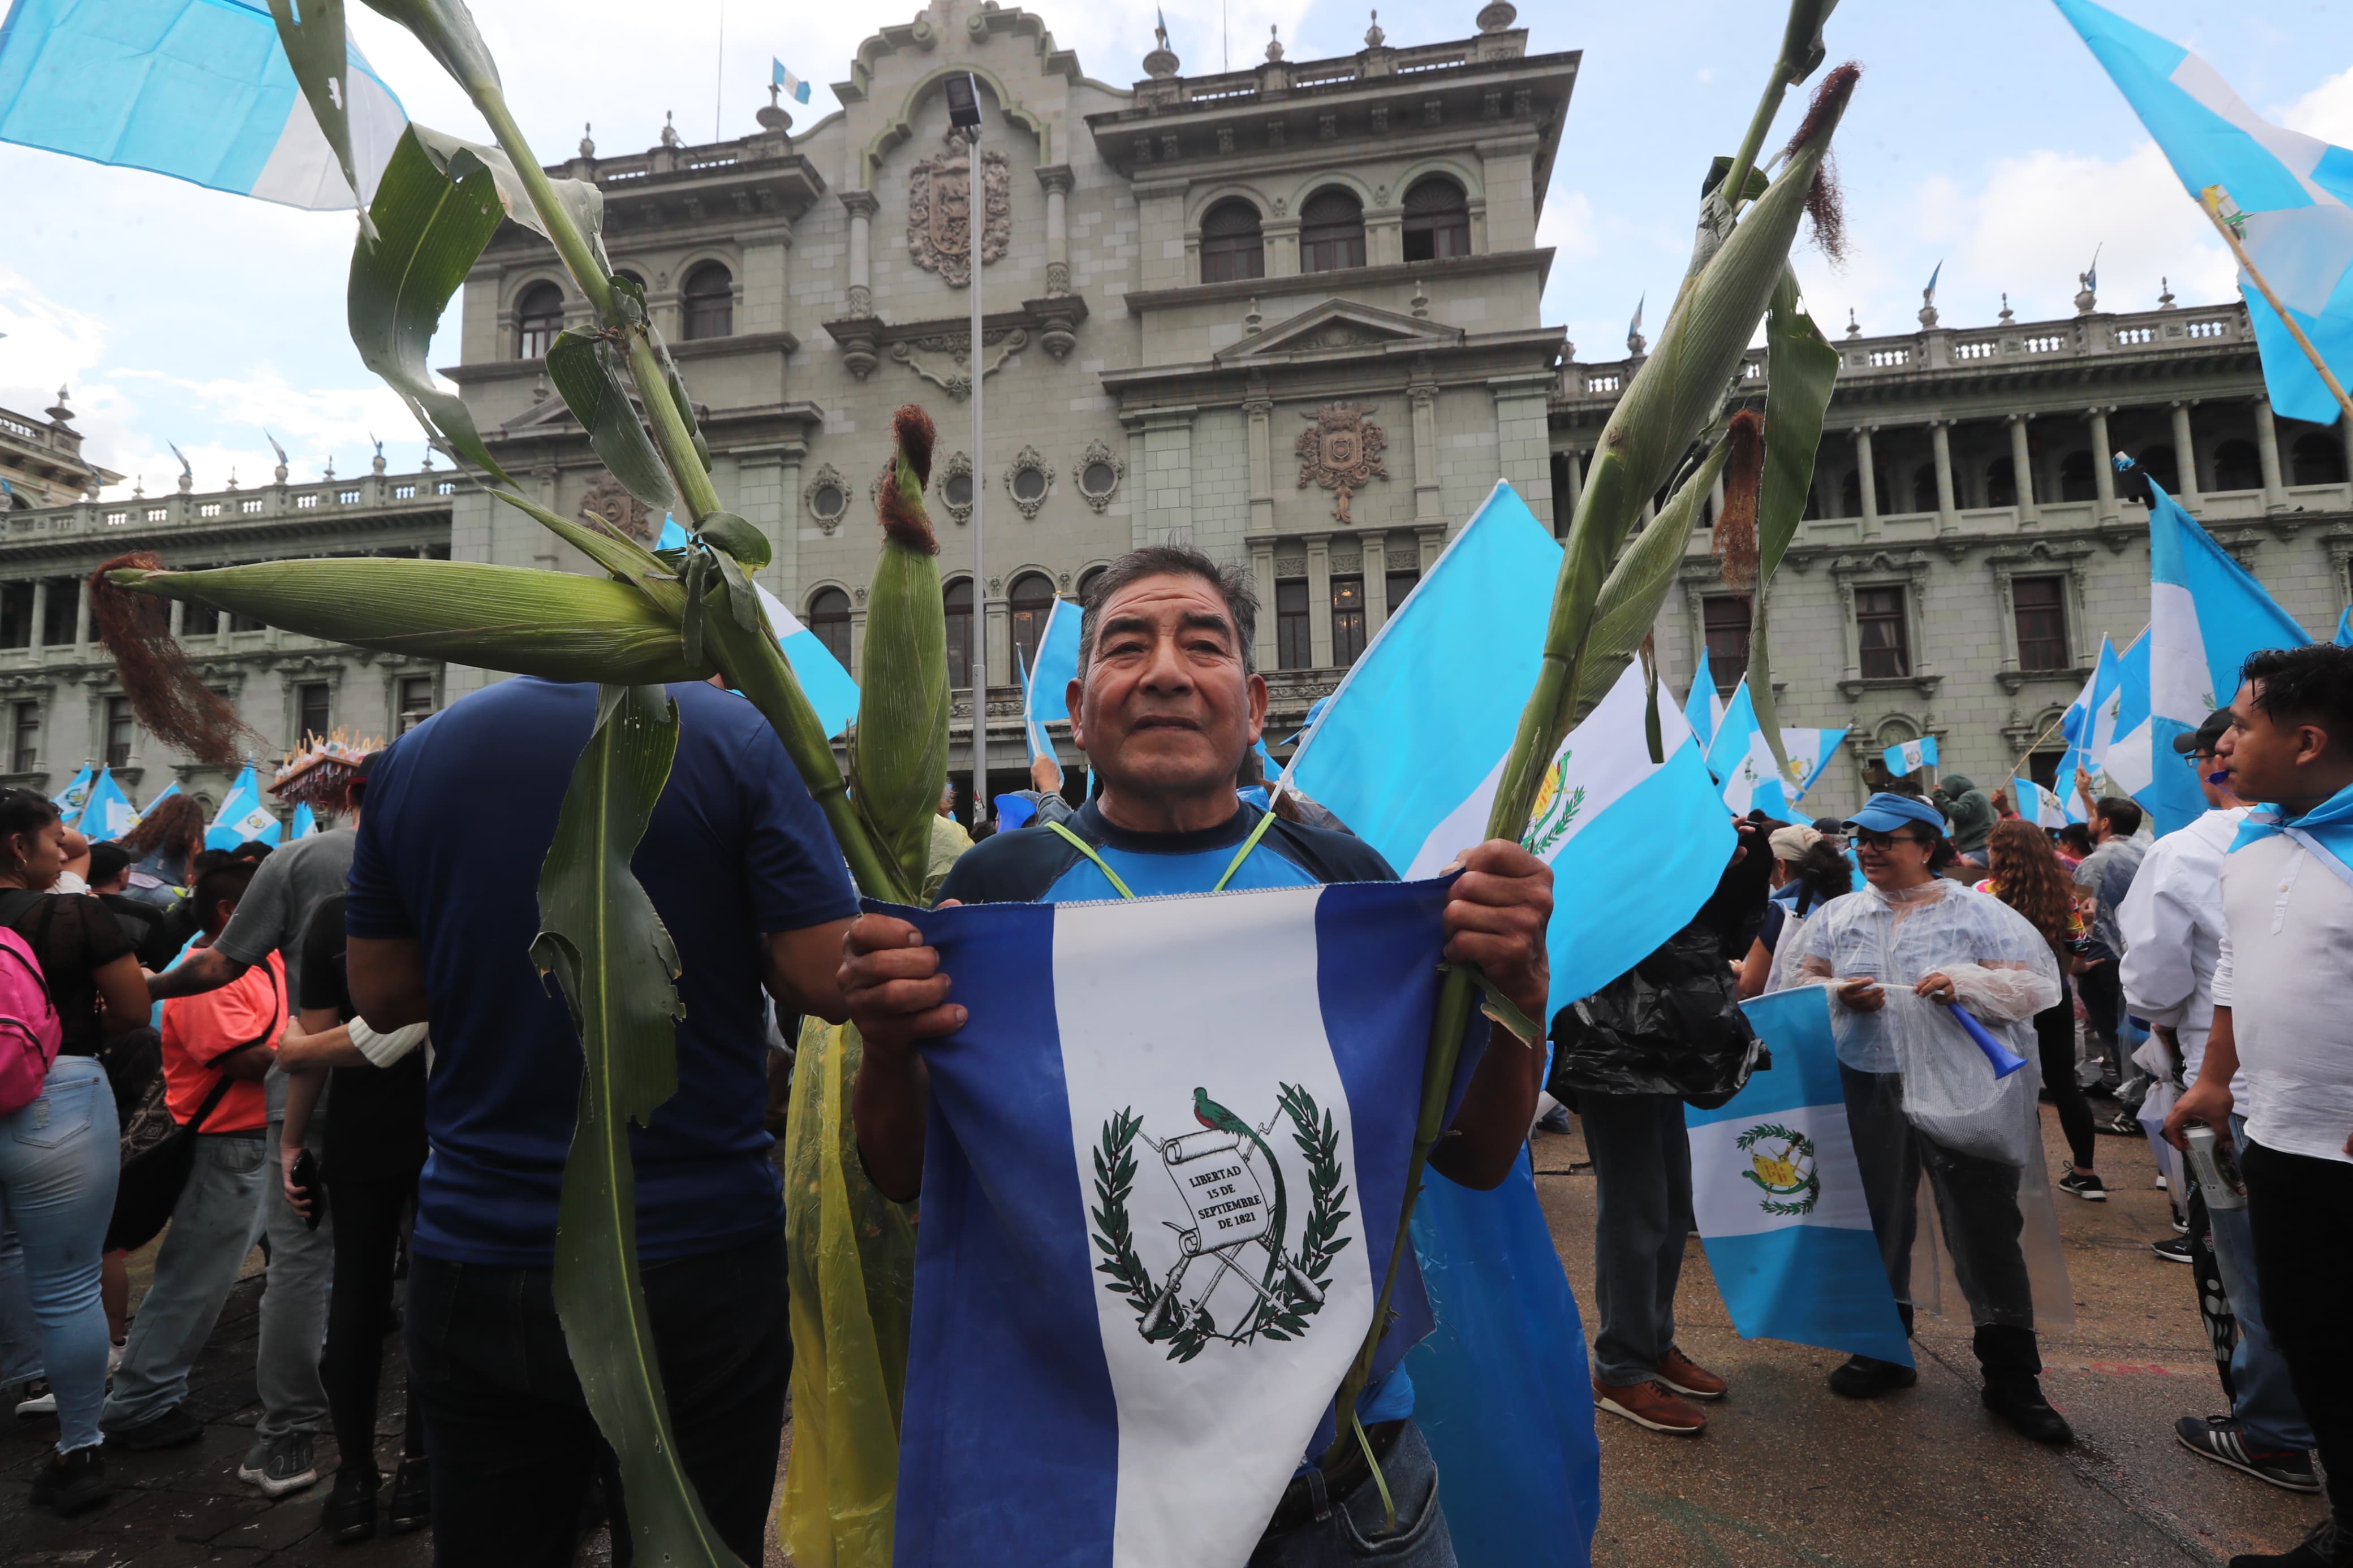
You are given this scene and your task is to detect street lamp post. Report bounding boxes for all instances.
[946,72,988,823]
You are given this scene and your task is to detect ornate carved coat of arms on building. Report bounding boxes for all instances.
[1296,402,1389,524]
[907,129,1011,290]
[578,470,650,539]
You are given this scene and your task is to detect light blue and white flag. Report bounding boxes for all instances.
[1706,680,1789,818]
[1881,735,1937,778]
[289,801,316,840]
[2103,627,2157,800]
[2336,606,2351,646]
[770,58,812,105]
[76,768,136,839]
[1284,481,1736,1022]
[1020,595,1082,761]
[2014,775,2073,831]
[893,879,1459,1568]
[133,780,182,830]
[657,514,861,738]
[2144,479,2309,835]
[50,763,92,819]
[1682,649,1725,750]
[2056,0,2353,427]
[0,0,407,211]
[2055,634,2126,806]
[1777,726,1848,805]
[205,763,280,849]
[1690,987,1912,1366]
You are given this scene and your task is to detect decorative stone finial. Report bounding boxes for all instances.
[1998,292,2014,325]
[1410,277,1429,319]
[1365,9,1385,47]
[1244,298,1264,334]
[323,456,335,481]
[2158,275,2177,310]
[371,434,387,476]
[579,122,596,158]
[1845,308,1861,339]
[660,111,681,148]
[45,385,73,425]
[227,468,238,491]
[1265,24,1284,61]
[2075,249,2100,316]
[758,84,794,132]
[133,476,143,499]
[1475,0,1518,33]
[421,446,434,471]
[1144,15,1179,79]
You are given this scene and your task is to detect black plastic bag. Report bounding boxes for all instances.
[1547,922,1768,1108]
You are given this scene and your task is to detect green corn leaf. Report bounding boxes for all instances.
[530,685,739,1568]
[547,330,676,515]
[1571,439,1732,726]
[410,124,611,279]
[264,0,371,236]
[697,512,773,572]
[482,485,680,604]
[1746,266,1842,772]
[1643,647,1666,766]
[1779,0,1841,84]
[351,128,511,483]
[360,0,499,94]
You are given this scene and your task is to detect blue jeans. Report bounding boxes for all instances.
[0,1056,119,1453]
[1247,1419,1456,1567]
[102,1130,268,1428]
[2200,1115,2313,1453]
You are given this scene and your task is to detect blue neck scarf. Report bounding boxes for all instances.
[2230,777,2353,888]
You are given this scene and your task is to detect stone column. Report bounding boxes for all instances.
[168,598,185,639]
[1249,541,1278,671]
[841,190,878,316]
[2167,403,2201,510]
[2255,397,2288,512]
[1037,166,1074,296]
[1244,397,1276,534]
[71,581,89,654]
[1410,381,1441,522]
[986,588,1013,689]
[1366,535,1393,633]
[28,580,48,651]
[2089,407,2119,524]
[1306,538,1334,668]
[2008,414,2039,524]
[1855,427,1880,537]
[1930,420,1958,533]
[1559,444,1583,517]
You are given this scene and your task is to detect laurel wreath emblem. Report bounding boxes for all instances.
[1089,1084,1352,1363]
[1520,754,1586,859]
[1736,1121,1821,1217]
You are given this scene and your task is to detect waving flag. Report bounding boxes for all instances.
[1706,680,1787,818]
[1020,595,1082,761]
[2055,0,2353,427]
[1682,648,1725,750]
[76,768,135,839]
[0,0,407,210]
[2143,480,2309,834]
[2013,775,2073,831]
[289,801,317,840]
[770,58,812,105]
[1881,735,1937,777]
[1777,726,1848,805]
[2336,606,2351,646]
[1690,987,1912,1366]
[2055,634,2126,800]
[1285,481,1735,1022]
[894,879,1460,1568]
[2102,628,2157,799]
[50,763,92,819]
[206,764,280,849]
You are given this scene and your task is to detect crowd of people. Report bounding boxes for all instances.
[0,542,2343,1568]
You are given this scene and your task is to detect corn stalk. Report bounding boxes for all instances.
[1322,18,1859,1476]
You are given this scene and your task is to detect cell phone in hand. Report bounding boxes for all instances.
[290,1149,325,1232]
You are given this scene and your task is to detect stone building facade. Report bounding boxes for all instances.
[1565,291,2353,815]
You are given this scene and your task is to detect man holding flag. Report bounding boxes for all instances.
[839,545,1558,1566]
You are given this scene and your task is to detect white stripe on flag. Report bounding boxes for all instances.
[1688,1104,1874,1239]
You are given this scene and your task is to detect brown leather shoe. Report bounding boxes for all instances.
[1593,1377,1706,1436]
[1658,1345,1727,1401]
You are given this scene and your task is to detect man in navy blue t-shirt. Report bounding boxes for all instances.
[345,677,856,1566]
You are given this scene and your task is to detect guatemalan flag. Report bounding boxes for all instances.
[1022,595,1083,761]
[206,763,281,848]
[1778,726,1848,805]
[2055,634,2125,810]
[894,879,1464,1568]
[2012,775,2073,831]
[2101,628,2156,799]
[1689,988,1912,1366]
[76,767,135,840]
[1881,734,1937,777]
[1682,649,1725,750]
[0,0,407,210]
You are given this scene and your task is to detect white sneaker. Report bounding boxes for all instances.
[107,1341,124,1377]
[15,1379,56,1417]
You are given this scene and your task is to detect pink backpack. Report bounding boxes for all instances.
[0,923,64,1118]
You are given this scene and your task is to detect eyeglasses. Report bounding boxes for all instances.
[1853,831,1931,852]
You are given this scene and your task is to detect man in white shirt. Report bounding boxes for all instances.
[2122,712,2315,1494]
[2169,643,2353,1568]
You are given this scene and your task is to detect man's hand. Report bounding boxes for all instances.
[2164,1075,2235,1151]
[280,1144,312,1220]
[1835,976,1886,1013]
[838,912,966,1064]
[1914,971,1958,1005]
[1441,840,1552,1030]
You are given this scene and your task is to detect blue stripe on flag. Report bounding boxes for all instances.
[1696,1226,1912,1366]
[1693,988,1843,1124]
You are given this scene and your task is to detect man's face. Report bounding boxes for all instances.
[2221,679,2315,804]
[1068,572,1266,806]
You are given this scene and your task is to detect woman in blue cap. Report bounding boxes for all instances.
[1786,791,2076,1444]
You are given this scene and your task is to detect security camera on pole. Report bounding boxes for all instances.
[945,71,988,823]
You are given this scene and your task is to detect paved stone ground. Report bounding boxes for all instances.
[6,1101,2328,1566]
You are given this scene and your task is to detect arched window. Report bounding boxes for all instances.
[1200,199,1265,284]
[1911,463,1938,513]
[1986,457,2017,508]
[515,282,564,359]
[1400,176,1470,264]
[2292,433,2348,486]
[2213,438,2260,493]
[1077,564,1107,603]
[1009,573,1058,675]
[945,577,976,689]
[807,587,851,667]
[1299,188,1366,273]
[2135,444,2179,495]
[2058,450,2097,502]
[682,262,734,340]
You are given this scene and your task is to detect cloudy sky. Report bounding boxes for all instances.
[2,0,2348,500]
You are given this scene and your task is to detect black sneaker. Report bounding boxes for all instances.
[324,1465,379,1544]
[2177,1416,2324,1493]
[2096,1109,2141,1136]
[2058,1167,2108,1201]
[29,1445,109,1515]
[101,1404,205,1450]
[2152,1236,2195,1264]
[1983,1376,2074,1444]
[1828,1354,1919,1398]
[2229,1514,2344,1568]
[386,1455,429,1534]
[238,1431,317,1498]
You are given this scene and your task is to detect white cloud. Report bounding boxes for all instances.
[2281,66,2353,144]
[1536,189,1601,264]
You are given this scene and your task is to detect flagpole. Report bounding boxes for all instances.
[2199,185,2353,427]
[969,115,991,826]
[2004,707,2072,800]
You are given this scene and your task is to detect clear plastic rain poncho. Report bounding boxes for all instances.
[1786,879,2075,1330]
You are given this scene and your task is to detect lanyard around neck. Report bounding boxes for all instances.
[1043,809,1280,901]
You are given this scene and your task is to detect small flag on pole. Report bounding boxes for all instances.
[1706,679,1789,819]
[2335,606,2351,647]
[206,764,281,849]
[290,801,317,840]
[1777,726,1849,805]
[771,58,812,105]
[1682,649,1723,750]
[1020,597,1082,762]
[77,768,136,840]
[1881,735,1937,777]
[50,764,92,818]
[2013,775,2072,831]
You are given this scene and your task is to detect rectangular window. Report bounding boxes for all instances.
[1330,576,1367,667]
[1276,579,1311,671]
[1384,568,1421,621]
[2012,574,2068,672]
[10,701,37,773]
[298,682,331,742]
[1856,585,1911,679]
[0,582,32,649]
[398,677,436,733]
[105,697,134,769]
[1701,595,1752,692]
[41,578,77,647]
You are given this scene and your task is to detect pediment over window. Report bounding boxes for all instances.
[1216,299,1464,366]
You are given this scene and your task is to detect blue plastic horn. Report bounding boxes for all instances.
[1950,1005,2029,1078]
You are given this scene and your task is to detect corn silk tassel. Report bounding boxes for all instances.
[1322,57,1861,1478]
